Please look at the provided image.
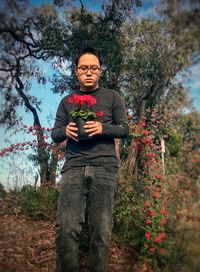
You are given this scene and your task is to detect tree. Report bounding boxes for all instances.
[1,0,199,183]
[0,0,68,185]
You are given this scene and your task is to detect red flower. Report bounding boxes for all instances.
[161,218,167,224]
[145,202,151,207]
[67,97,73,103]
[149,247,155,252]
[96,111,104,117]
[152,192,160,198]
[139,120,146,127]
[74,94,96,106]
[147,153,156,158]
[149,210,156,217]
[160,248,166,254]
[146,219,151,225]
[142,129,148,136]
[161,232,166,239]
[155,174,162,179]
[145,231,151,240]
[73,94,80,105]
[161,208,167,215]
[154,236,161,243]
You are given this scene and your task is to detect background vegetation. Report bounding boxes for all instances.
[0,0,200,271]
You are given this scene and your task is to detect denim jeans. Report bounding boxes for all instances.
[56,165,118,272]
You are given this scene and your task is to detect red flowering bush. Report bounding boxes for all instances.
[67,94,103,120]
[114,106,193,271]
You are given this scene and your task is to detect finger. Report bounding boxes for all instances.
[70,136,78,142]
[85,121,96,124]
[88,131,99,137]
[85,128,98,133]
[68,132,78,141]
[68,131,78,137]
[69,126,78,131]
[69,122,77,126]
[84,124,96,129]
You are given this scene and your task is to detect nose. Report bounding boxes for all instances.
[86,68,92,76]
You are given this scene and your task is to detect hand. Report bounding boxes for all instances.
[66,122,78,142]
[84,121,102,137]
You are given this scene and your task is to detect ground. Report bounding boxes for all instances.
[0,196,138,272]
[1,193,200,272]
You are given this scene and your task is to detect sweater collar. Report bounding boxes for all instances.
[75,87,100,96]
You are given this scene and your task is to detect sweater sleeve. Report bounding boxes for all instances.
[51,98,68,143]
[101,92,129,139]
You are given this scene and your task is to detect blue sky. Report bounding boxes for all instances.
[0,0,199,188]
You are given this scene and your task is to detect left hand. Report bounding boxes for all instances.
[84,121,102,137]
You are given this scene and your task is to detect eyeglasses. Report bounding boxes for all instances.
[77,65,101,74]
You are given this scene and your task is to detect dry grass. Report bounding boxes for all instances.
[1,191,200,272]
[0,196,136,272]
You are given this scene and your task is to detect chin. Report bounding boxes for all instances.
[84,83,95,88]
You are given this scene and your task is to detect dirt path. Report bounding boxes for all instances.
[0,199,137,272]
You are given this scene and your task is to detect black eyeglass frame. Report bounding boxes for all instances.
[76,65,101,74]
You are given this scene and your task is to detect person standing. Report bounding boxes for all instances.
[51,47,128,272]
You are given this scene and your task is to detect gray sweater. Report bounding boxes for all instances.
[51,87,128,172]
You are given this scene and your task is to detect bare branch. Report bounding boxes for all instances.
[15,58,41,127]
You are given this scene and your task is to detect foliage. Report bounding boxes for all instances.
[121,18,193,118]
[0,182,6,198]
[20,184,59,220]
[164,128,183,157]
[0,1,200,269]
[114,107,199,271]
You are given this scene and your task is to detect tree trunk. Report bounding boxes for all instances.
[15,58,51,186]
[126,90,154,176]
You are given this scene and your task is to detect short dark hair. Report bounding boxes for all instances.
[75,47,102,67]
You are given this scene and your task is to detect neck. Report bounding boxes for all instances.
[80,84,99,92]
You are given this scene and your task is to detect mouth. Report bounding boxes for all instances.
[85,79,93,83]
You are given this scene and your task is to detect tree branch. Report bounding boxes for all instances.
[15,58,41,127]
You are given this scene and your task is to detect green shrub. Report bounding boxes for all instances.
[0,182,6,198]
[20,185,59,220]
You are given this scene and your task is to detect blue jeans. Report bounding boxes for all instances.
[56,165,118,272]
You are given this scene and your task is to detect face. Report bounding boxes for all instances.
[75,53,101,92]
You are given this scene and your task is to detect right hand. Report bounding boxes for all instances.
[66,122,78,142]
